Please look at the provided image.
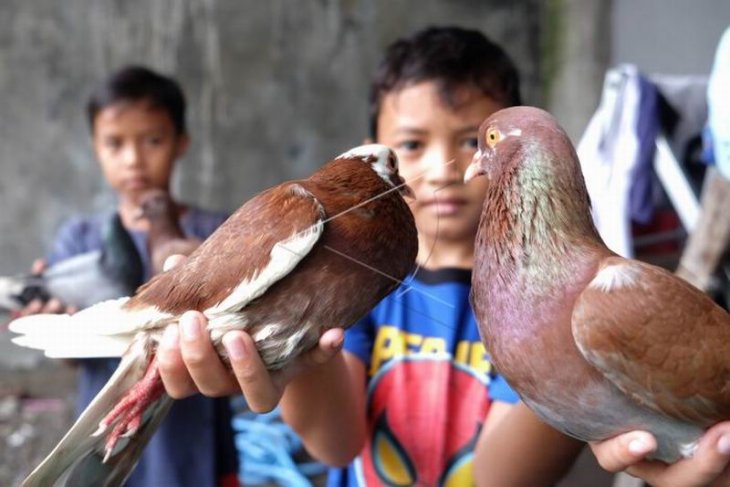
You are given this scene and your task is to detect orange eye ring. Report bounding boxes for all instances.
[486,128,501,146]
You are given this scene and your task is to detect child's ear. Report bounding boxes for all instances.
[175,133,190,158]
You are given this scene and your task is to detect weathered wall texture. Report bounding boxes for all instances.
[0,4,546,484]
[0,0,543,274]
[543,0,612,141]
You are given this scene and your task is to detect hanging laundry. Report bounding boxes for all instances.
[577,64,660,257]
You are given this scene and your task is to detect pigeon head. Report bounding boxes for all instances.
[137,188,177,222]
[337,144,415,199]
[464,106,578,186]
[465,106,597,249]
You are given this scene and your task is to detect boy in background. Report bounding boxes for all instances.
[156,27,730,486]
[21,66,238,487]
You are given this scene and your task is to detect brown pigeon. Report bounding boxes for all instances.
[10,144,418,486]
[464,106,730,463]
[136,188,204,275]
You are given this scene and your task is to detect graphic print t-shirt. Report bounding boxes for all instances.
[328,268,519,487]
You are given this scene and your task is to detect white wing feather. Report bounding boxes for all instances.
[8,297,171,358]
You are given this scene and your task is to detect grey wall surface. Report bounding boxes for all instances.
[0,0,543,275]
[612,0,730,75]
[544,0,613,142]
[548,0,730,142]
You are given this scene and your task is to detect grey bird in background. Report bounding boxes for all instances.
[0,213,144,312]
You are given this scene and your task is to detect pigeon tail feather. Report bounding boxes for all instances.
[20,337,172,487]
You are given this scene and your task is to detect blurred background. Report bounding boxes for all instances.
[1,0,729,485]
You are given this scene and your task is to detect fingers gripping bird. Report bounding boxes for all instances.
[465,106,730,463]
[0,214,144,312]
[10,144,418,486]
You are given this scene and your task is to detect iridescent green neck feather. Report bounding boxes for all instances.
[480,142,602,295]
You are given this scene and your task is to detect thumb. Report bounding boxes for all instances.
[162,254,187,271]
[31,258,46,275]
[273,328,345,387]
[589,431,656,472]
[307,328,345,365]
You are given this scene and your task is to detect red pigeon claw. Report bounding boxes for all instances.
[465,106,730,463]
[9,144,418,487]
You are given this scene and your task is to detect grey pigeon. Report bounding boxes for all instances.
[0,213,144,312]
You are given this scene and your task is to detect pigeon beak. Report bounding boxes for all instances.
[464,149,488,184]
[396,178,416,200]
[464,161,486,184]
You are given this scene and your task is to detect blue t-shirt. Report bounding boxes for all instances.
[47,206,238,487]
[328,268,518,487]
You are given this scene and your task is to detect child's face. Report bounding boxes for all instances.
[376,81,503,247]
[92,100,188,205]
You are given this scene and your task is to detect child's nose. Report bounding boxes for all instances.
[422,145,462,186]
[121,143,143,168]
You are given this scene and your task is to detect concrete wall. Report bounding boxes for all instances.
[544,0,613,142]
[0,0,543,274]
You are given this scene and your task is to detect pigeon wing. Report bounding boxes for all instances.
[127,182,326,316]
[572,256,730,424]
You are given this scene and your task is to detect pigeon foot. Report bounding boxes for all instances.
[95,356,165,462]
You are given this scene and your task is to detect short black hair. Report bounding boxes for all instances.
[369,26,522,138]
[86,65,187,134]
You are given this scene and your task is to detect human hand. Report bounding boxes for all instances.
[11,259,78,318]
[589,423,730,487]
[156,255,345,413]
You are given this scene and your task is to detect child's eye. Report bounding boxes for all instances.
[145,136,164,146]
[396,140,423,152]
[104,138,122,151]
[461,137,478,151]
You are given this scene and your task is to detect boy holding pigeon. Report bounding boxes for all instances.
[20,66,239,487]
[158,27,730,487]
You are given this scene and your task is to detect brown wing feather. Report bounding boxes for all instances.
[573,256,730,424]
[126,182,324,314]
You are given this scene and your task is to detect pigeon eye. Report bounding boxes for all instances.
[486,129,501,146]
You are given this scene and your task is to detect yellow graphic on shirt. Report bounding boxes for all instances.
[442,453,473,487]
[360,356,488,486]
[369,325,492,377]
[372,420,416,486]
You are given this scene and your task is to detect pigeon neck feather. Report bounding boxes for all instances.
[479,148,603,300]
